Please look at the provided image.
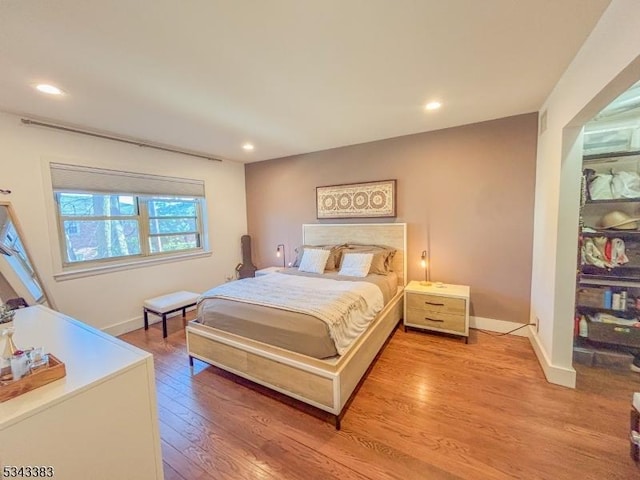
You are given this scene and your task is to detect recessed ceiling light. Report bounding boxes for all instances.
[425,101,442,111]
[242,143,254,151]
[35,84,64,95]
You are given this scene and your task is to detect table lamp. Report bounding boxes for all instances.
[276,244,286,268]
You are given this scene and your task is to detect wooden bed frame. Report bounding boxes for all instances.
[186,223,407,428]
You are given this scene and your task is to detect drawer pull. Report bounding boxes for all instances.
[425,301,445,306]
[425,317,444,322]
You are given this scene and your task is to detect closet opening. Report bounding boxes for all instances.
[575,79,640,374]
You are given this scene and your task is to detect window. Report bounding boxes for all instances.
[51,163,206,268]
[56,192,203,264]
[147,198,201,254]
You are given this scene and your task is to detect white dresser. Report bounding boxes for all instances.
[0,306,163,480]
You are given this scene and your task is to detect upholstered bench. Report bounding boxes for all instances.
[143,291,200,338]
[631,392,640,461]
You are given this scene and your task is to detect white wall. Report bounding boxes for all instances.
[0,111,247,333]
[530,0,640,386]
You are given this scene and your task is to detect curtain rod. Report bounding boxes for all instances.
[20,118,223,162]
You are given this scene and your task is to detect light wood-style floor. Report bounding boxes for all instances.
[120,315,640,480]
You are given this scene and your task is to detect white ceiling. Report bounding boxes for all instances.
[0,0,611,163]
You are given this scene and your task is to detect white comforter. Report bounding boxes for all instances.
[199,272,384,355]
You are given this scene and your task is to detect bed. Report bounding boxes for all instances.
[186,223,406,428]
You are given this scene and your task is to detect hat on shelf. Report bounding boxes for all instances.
[599,210,640,230]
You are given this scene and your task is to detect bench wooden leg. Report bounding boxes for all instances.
[144,309,149,330]
[162,313,168,339]
[632,407,640,461]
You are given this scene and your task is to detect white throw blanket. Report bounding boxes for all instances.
[200,273,384,355]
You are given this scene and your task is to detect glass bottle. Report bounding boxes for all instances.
[1,328,18,376]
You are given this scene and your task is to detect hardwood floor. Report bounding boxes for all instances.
[120,316,640,479]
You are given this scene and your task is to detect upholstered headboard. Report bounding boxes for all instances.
[302,223,407,286]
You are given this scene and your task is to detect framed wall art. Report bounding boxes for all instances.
[316,179,397,219]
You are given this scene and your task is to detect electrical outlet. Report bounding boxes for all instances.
[535,316,540,333]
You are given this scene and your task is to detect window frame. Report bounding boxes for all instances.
[54,191,206,269]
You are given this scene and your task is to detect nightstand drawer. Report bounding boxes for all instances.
[406,292,465,315]
[406,308,466,333]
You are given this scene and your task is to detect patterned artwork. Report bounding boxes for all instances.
[316,180,397,219]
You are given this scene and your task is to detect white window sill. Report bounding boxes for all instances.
[53,250,212,282]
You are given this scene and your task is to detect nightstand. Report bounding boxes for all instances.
[403,280,470,343]
[255,266,282,277]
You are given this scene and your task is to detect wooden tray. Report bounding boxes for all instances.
[0,354,66,402]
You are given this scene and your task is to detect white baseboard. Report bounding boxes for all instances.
[527,325,576,388]
[103,316,145,337]
[470,317,576,388]
[470,316,530,338]
[103,307,196,337]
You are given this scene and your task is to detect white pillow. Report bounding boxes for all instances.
[338,253,373,277]
[298,248,331,274]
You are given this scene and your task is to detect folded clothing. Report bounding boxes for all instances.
[588,312,640,327]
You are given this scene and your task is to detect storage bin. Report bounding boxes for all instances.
[577,287,607,308]
[588,322,640,348]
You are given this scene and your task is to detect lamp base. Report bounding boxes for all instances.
[420,281,432,286]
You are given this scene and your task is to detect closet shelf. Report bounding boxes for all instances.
[580,273,640,283]
[576,305,639,319]
[584,197,640,204]
[581,230,640,238]
[583,150,640,162]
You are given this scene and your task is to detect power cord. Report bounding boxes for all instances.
[475,322,536,337]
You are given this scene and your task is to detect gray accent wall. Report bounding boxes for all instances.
[245,113,537,324]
